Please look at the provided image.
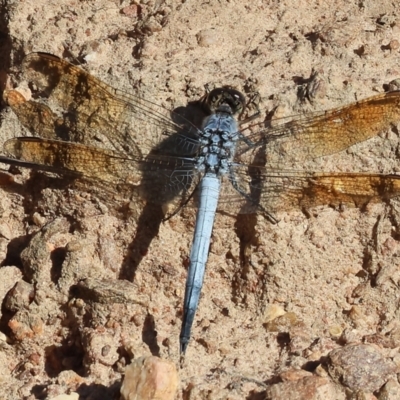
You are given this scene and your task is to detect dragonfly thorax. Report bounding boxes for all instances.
[196,111,239,175]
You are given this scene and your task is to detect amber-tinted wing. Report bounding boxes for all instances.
[215,164,400,217]
[1,136,201,209]
[4,52,400,218]
[8,52,200,158]
[217,90,400,218]
[3,137,141,184]
[2,52,203,210]
[236,91,400,166]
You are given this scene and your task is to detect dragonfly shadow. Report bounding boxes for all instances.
[141,313,160,356]
[0,9,13,91]
[232,213,260,301]
[119,98,208,281]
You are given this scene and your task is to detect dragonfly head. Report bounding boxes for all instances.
[205,87,246,116]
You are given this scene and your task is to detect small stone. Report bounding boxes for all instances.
[32,212,46,227]
[120,356,178,400]
[263,304,286,323]
[340,328,361,344]
[143,18,162,33]
[377,378,400,399]
[266,376,345,400]
[264,312,299,332]
[326,344,396,392]
[0,222,13,240]
[387,79,400,91]
[389,39,399,51]
[196,29,217,47]
[0,266,23,318]
[4,280,34,312]
[83,52,98,63]
[82,329,119,367]
[289,327,314,354]
[8,309,44,340]
[121,4,140,18]
[315,364,329,377]
[56,370,86,387]
[0,331,10,343]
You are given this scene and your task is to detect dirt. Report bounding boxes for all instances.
[0,0,400,399]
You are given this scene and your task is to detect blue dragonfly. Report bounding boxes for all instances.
[3,52,400,355]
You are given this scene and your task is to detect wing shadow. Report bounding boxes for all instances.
[119,98,208,281]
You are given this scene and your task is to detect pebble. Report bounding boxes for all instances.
[266,376,345,400]
[120,356,178,400]
[326,344,396,392]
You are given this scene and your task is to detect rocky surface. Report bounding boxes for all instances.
[0,0,400,399]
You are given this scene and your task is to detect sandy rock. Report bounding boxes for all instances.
[266,376,345,400]
[377,378,400,400]
[1,0,400,398]
[0,266,22,317]
[20,218,70,283]
[82,328,120,367]
[8,309,44,341]
[4,279,34,312]
[56,370,87,389]
[326,344,397,392]
[120,356,178,400]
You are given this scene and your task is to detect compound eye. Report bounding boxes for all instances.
[206,87,246,114]
[231,94,244,114]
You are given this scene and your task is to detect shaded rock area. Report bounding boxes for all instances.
[0,0,400,399]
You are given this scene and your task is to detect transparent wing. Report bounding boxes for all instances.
[6,52,201,159]
[5,137,400,220]
[2,137,201,209]
[216,163,400,219]
[236,91,400,166]
[6,52,400,221]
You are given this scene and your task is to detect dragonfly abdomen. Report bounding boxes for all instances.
[180,172,220,354]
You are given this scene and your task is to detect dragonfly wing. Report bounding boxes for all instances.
[217,163,400,219]
[3,137,201,211]
[9,52,200,159]
[4,137,142,184]
[256,168,400,217]
[236,91,400,165]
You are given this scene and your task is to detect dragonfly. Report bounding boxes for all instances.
[2,52,400,356]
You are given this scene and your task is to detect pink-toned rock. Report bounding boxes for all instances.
[121,4,140,18]
[266,376,345,400]
[120,356,178,400]
[327,344,397,392]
